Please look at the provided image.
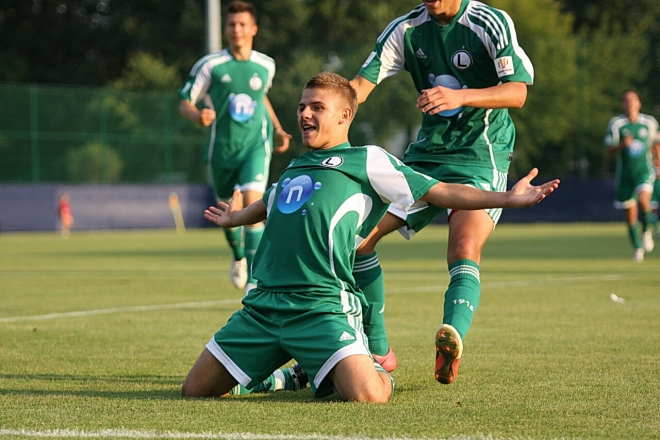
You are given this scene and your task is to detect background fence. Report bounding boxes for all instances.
[0,82,209,184]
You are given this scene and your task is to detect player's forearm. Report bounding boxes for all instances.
[459,82,527,109]
[349,75,377,105]
[179,100,202,123]
[421,182,511,210]
[227,201,268,227]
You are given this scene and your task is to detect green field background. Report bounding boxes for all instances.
[1,224,659,440]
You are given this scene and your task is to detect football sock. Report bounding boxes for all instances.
[228,369,302,395]
[641,211,651,233]
[354,252,389,356]
[651,212,660,235]
[443,259,481,340]
[373,358,395,401]
[244,224,264,284]
[224,226,245,261]
[627,222,642,249]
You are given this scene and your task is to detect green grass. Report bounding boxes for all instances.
[1,224,659,440]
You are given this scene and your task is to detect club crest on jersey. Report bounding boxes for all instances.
[277,175,322,214]
[228,93,256,123]
[452,50,472,70]
[638,127,648,139]
[249,74,263,90]
[320,156,343,167]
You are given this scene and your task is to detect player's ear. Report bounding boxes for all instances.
[339,107,352,125]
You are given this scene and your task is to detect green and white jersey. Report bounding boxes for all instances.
[252,143,437,294]
[177,48,276,167]
[358,0,534,172]
[604,113,658,179]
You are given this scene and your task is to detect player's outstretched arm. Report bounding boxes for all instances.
[204,189,267,228]
[420,168,559,210]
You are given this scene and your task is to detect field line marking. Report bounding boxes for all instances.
[1,275,622,322]
[387,274,623,294]
[0,428,519,440]
[0,300,240,324]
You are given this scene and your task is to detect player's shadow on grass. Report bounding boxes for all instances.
[0,373,321,402]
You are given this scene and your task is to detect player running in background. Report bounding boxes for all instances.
[604,89,659,262]
[178,1,292,295]
[651,139,660,238]
[182,72,558,402]
[348,0,534,383]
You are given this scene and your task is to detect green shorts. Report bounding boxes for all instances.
[206,288,371,398]
[614,172,655,209]
[389,162,509,239]
[207,147,272,200]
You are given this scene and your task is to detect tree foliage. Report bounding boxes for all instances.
[1,0,657,178]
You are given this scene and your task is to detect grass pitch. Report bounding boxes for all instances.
[1,223,659,440]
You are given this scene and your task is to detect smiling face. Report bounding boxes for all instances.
[297,87,353,150]
[225,11,258,51]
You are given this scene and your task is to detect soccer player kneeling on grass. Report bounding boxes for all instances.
[181,72,559,402]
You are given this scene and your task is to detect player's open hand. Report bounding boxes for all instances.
[273,127,292,153]
[507,168,560,208]
[204,189,243,228]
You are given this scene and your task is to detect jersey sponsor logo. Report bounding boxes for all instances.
[249,74,263,90]
[627,139,646,158]
[428,73,465,117]
[221,74,232,83]
[414,48,427,59]
[495,56,515,77]
[228,93,257,123]
[277,174,321,214]
[452,50,473,70]
[320,156,344,167]
[339,331,355,342]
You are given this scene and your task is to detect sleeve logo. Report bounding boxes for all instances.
[495,56,515,77]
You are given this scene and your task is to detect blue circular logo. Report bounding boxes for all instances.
[428,74,463,117]
[277,175,315,214]
[229,93,256,123]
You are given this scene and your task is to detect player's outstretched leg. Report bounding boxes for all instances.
[434,324,463,384]
[225,226,247,288]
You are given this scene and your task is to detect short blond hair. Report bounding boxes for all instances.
[304,72,358,119]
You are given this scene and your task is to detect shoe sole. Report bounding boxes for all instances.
[435,325,463,384]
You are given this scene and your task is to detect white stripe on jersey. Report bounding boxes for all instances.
[501,11,535,81]
[607,116,628,145]
[459,2,534,82]
[377,4,426,45]
[188,50,232,104]
[481,109,497,170]
[328,193,374,279]
[365,146,420,211]
[469,2,509,50]
[374,8,430,84]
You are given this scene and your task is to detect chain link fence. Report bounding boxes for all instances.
[0,82,209,183]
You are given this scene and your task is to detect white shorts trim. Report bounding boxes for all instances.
[206,337,252,386]
[313,340,370,390]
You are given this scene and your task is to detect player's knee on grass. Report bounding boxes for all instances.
[181,349,238,398]
[327,354,392,403]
